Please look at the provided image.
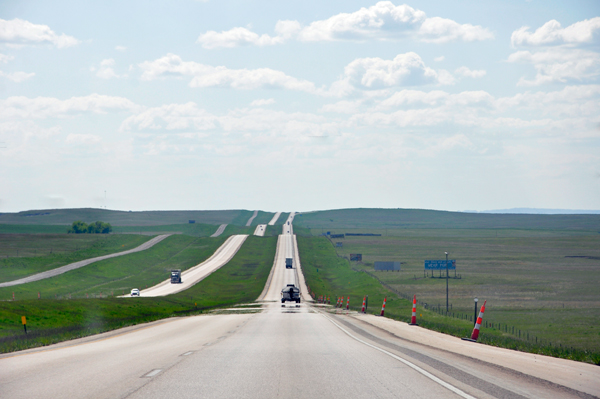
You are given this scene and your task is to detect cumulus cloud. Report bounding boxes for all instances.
[115,45,127,52]
[0,18,79,48]
[507,48,600,86]
[250,98,275,106]
[434,56,445,62]
[332,52,455,95]
[455,66,486,78]
[0,94,140,119]
[511,17,600,47]
[196,2,493,48]
[138,53,317,92]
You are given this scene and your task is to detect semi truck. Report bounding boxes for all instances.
[170,269,182,284]
[281,284,300,304]
[285,258,293,269]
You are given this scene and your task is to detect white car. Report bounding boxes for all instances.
[130,288,140,297]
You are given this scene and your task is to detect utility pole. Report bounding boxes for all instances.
[445,252,449,312]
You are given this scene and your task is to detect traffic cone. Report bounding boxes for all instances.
[336,297,340,307]
[346,296,350,310]
[409,295,418,325]
[361,296,366,313]
[327,296,330,304]
[462,300,486,342]
[380,297,387,316]
[339,296,344,308]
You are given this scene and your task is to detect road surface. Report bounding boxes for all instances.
[0,234,171,288]
[268,211,281,225]
[253,224,267,236]
[245,210,258,226]
[135,235,248,297]
[1,221,598,398]
[210,224,227,237]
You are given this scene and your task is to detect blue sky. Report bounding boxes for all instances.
[0,0,599,213]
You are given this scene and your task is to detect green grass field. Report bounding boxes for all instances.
[0,235,277,353]
[0,234,152,283]
[298,235,600,364]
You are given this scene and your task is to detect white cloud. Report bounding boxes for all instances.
[511,17,600,47]
[0,94,140,119]
[139,53,317,92]
[250,98,275,106]
[95,58,127,79]
[334,52,453,93]
[455,66,486,78]
[434,56,445,62]
[507,48,600,86]
[0,70,34,82]
[0,18,79,48]
[196,2,493,48]
[418,16,493,43]
[115,45,127,52]
[320,100,364,114]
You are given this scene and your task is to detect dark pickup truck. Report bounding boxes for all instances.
[170,269,182,284]
[281,284,300,304]
[285,258,293,269]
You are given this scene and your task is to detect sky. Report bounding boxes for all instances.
[0,0,599,213]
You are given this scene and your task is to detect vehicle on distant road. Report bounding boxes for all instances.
[170,269,182,284]
[130,288,140,297]
[281,284,300,304]
[285,258,293,269]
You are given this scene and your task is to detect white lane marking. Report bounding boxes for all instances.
[322,314,478,399]
[181,351,194,356]
[143,369,162,378]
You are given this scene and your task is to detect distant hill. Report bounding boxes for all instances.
[476,208,600,215]
[293,208,600,231]
[0,208,257,226]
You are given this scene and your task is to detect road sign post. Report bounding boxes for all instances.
[21,316,27,334]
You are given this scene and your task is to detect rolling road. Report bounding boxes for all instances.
[210,224,227,237]
[1,218,598,398]
[268,211,281,225]
[253,224,267,236]
[135,234,248,297]
[0,234,171,288]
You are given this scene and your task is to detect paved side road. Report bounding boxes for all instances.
[210,224,227,237]
[245,210,258,226]
[0,234,171,288]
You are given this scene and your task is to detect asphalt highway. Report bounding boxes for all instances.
[210,224,227,237]
[268,211,282,225]
[1,218,598,398]
[246,210,258,226]
[135,234,248,297]
[253,224,267,236]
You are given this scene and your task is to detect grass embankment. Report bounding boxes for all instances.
[0,235,277,353]
[0,224,69,234]
[0,234,151,283]
[298,236,600,365]
[113,223,218,237]
[0,235,226,301]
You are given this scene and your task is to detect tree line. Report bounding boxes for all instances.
[68,220,112,234]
